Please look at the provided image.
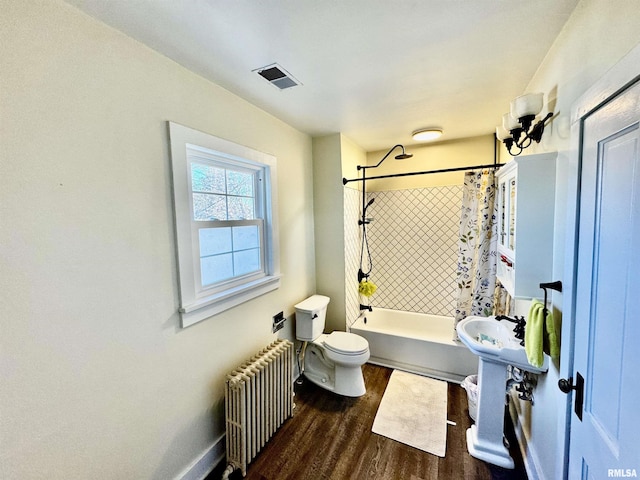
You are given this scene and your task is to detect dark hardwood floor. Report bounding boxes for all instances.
[209,364,527,480]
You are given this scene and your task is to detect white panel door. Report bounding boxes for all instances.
[568,78,640,478]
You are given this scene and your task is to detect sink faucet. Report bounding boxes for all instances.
[360,304,373,312]
[495,315,526,345]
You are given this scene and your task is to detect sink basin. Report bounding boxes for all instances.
[456,316,548,373]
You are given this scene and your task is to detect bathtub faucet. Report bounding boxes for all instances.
[359,304,373,312]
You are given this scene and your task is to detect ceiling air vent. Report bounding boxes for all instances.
[253,63,301,90]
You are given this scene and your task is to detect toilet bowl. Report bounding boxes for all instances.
[295,295,370,397]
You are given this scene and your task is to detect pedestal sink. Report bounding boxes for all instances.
[456,316,548,469]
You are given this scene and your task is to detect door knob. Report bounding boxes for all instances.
[558,377,576,393]
[558,372,584,421]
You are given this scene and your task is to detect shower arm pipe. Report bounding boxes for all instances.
[358,144,408,171]
[343,162,505,185]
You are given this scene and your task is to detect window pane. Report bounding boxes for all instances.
[227,170,254,197]
[232,225,260,251]
[193,193,227,221]
[201,253,233,286]
[227,196,254,220]
[233,248,261,276]
[191,163,225,193]
[199,227,232,257]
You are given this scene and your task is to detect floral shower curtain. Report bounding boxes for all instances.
[453,169,498,339]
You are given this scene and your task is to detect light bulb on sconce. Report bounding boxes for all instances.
[497,93,554,156]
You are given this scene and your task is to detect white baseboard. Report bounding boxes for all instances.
[176,434,226,480]
[508,393,545,480]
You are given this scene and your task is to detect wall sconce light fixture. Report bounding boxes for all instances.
[496,93,553,156]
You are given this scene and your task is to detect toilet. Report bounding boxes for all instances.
[294,295,370,397]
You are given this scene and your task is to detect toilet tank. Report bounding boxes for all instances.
[294,295,330,341]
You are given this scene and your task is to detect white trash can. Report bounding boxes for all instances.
[461,374,478,422]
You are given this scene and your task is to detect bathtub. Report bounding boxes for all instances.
[350,308,478,383]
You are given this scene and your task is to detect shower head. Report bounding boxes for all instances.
[360,197,375,225]
[395,145,413,160]
[358,198,375,228]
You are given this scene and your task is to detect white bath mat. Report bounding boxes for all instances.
[372,370,448,457]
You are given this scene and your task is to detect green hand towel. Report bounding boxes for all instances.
[543,304,560,360]
[525,299,561,368]
[525,300,545,368]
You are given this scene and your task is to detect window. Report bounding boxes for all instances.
[169,122,280,327]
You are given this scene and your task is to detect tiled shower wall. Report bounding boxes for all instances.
[344,185,463,318]
[344,186,362,326]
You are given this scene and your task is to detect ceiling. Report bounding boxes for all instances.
[65,0,579,152]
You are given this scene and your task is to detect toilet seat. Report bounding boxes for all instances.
[322,331,369,356]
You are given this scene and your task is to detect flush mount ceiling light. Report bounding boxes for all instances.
[496,93,554,156]
[412,128,443,142]
[253,63,301,90]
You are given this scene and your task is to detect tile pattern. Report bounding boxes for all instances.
[364,186,463,316]
[343,186,362,326]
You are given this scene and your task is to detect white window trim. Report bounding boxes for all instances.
[168,122,281,327]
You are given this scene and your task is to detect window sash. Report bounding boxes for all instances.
[192,219,265,297]
[188,156,263,222]
[188,151,267,297]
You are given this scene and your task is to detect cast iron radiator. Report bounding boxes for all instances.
[223,339,294,477]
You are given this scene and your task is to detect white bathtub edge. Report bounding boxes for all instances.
[366,357,467,384]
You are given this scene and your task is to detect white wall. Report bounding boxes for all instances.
[506,1,640,479]
[312,134,345,332]
[312,134,366,332]
[0,1,315,479]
